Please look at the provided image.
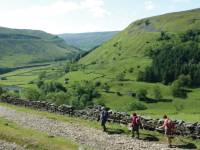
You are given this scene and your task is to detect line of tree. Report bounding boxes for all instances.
[138,29,200,86]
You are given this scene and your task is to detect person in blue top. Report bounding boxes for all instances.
[100,107,109,132]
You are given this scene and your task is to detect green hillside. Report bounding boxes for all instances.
[0,27,81,68]
[59,31,119,51]
[1,8,200,122]
[80,8,200,65]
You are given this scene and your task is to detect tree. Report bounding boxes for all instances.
[101,83,110,92]
[127,101,147,111]
[38,71,46,80]
[153,86,162,100]
[46,92,70,105]
[23,88,41,101]
[171,80,187,98]
[136,89,147,100]
[0,87,4,96]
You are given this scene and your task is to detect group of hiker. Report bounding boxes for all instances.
[99,107,175,148]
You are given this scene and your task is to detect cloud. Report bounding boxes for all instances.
[3,0,109,18]
[144,0,155,11]
[0,0,110,33]
[80,0,110,17]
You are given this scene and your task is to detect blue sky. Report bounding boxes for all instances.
[0,0,199,34]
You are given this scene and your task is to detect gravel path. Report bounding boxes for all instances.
[0,140,24,150]
[0,106,181,150]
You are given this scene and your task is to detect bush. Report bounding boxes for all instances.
[171,80,187,98]
[127,101,147,111]
[46,92,70,105]
[38,71,46,80]
[153,86,162,100]
[23,88,41,101]
[0,87,4,96]
[1,77,7,80]
[40,82,66,94]
[101,83,110,92]
[71,81,100,108]
[177,74,191,87]
[136,89,147,100]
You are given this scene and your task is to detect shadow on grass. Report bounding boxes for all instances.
[141,133,159,141]
[106,128,125,135]
[175,143,197,149]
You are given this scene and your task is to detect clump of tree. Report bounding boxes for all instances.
[171,74,191,98]
[38,82,67,94]
[0,87,4,97]
[138,29,200,86]
[101,83,110,92]
[71,81,100,109]
[23,88,42,101]
[136,89,148,101]
[153,86,163,100]
[127,101,147,111]
[46,92,70,105]
[158,31,171,41]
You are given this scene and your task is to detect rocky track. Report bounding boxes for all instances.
[0,140,24,150]
[0,106,181,150]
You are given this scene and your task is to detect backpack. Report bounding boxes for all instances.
[132,116,140,126]
[166,119,176,131]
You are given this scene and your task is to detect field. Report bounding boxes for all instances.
[1,60,200,123]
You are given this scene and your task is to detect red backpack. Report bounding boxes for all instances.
[166,119,176,131]
[132,116,140,126]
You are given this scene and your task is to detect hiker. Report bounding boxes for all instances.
[131,113,142,139]
[159,115,175,148]
[100,107,109,132]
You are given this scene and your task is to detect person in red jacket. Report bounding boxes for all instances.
[131,113,142,139]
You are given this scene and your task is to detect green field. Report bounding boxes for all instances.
[1,9,200,122]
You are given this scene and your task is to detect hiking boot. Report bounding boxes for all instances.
[168,144,172,148]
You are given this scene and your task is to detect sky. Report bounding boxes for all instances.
[0,0,199,34]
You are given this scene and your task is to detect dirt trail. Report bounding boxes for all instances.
[0,140,24,150]
[0,106,181,150]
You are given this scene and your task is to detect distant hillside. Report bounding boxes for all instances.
[59,31,119,51]
[0,27,81,67]
[80,8,200,66]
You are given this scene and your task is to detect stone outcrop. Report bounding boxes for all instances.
[0,96,199,139]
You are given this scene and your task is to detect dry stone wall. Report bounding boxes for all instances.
[0,96,199,139]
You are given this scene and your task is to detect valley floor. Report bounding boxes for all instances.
[0,104,185,150]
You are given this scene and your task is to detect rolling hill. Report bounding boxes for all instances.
[1,8,200,122]
[0,27,81,68]
[59,31,119,51]
[80,8,200,66]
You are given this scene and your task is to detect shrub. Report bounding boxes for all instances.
[145,19,150,25]
[127,101,147,111]
[40,82,66,94]
[1,77,7,80]
[46,92,70,105]
[153,86,163,100]
[171,80,187,98]
[136,89,147,100]
[23,88,41,101]
[38,71,46,80]
[101,83,110,92]
[0,87,4,96]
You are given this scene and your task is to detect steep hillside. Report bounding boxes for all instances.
[59,31,119,51]
[0,27,80,67]
[80,8,200,68]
